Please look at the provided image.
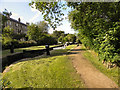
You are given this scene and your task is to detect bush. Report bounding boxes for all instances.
[2,39,19,50]
[13,33,26,40]
[37,34,57,45]
[2,40,37,50]
[18,40,37,48]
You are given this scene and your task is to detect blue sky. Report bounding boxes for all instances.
[0,0,76,34]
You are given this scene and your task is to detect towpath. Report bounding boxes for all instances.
[69,46,118,88]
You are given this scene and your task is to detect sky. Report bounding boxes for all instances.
[0,0,76,34]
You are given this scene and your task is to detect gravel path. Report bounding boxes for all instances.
[69,46,118,88]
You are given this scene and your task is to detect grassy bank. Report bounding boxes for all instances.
[2,45,84,88]
[2,45,59,57]
[81,45,119,85]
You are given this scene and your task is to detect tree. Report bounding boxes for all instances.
[65,34,76,43]
[27,21,57,45]
[2,9,12,17]
[29,1,120,63]
[29,2,66,29]
[27,23,39,41]
[27,21,49,42]
[58,36,64,43]
[37,34,57,45]
[68,2,120,63]
[1,9,12,30]
[58,34,76,44]
[52,30,65,40]
[2,26,14,45]
[36,21,49,34]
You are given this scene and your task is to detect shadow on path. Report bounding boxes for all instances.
[70,49,87,51]
[49,48,87,57]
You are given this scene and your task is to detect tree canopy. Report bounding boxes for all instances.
[68,2,120,62]
[52,30,65,39]
[27,21,49,41]
[58,34,76,44]
[2,26,14,45]
[27,21,57,45]
[36,21,49,34]
[1,9,12,29]
[29,1,120,63]
[29,2,65,29]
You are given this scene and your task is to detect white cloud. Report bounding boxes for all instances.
[63,14,68,20]
[48,24,75,34]
[28,12,42,23]
[48,27,54,34]
[48,27,66,34]
[30,3,39,13]
[1,0,31,2]
[11,12,25,23]
[56,21,75,34]
[28,3,42,23]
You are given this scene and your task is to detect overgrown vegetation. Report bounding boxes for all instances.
[27,21,57,45]
[2,26,14,46]
[2,21,57,50]
[68,2,120,64]
[58,33,76,44]
[2,45,84,88]
[1,9,77,51]
[29,1,120,64]
[52,30,76,44]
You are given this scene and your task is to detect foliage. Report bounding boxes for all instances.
[1,9,12,30]
[2,40,37,50]
[36,21,49,34]
[2,9,12,17]
[2,26,14,45]
[1,13,7,30]
[58,34,76,44]
[1,26,26,49]
[18,40,37,48]
[52,30,65,40]
[27,23,41,41]
[37,34,57,45]
[13,33,26,40]
[27,21,56,45]
[76,38,82,44]
[58,36,64,43]
[68,2,120,63]
[52,31,76,44]
[29,2,65,29]
[29,1,120,63]
[65,34,76,43]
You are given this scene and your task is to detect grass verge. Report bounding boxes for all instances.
[81,45,119,85]
[2,45,84,88]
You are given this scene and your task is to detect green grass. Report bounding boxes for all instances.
[2,45,84,88]
[81,45,119,85]
[66,44,77,50]
[2,45,59,57]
